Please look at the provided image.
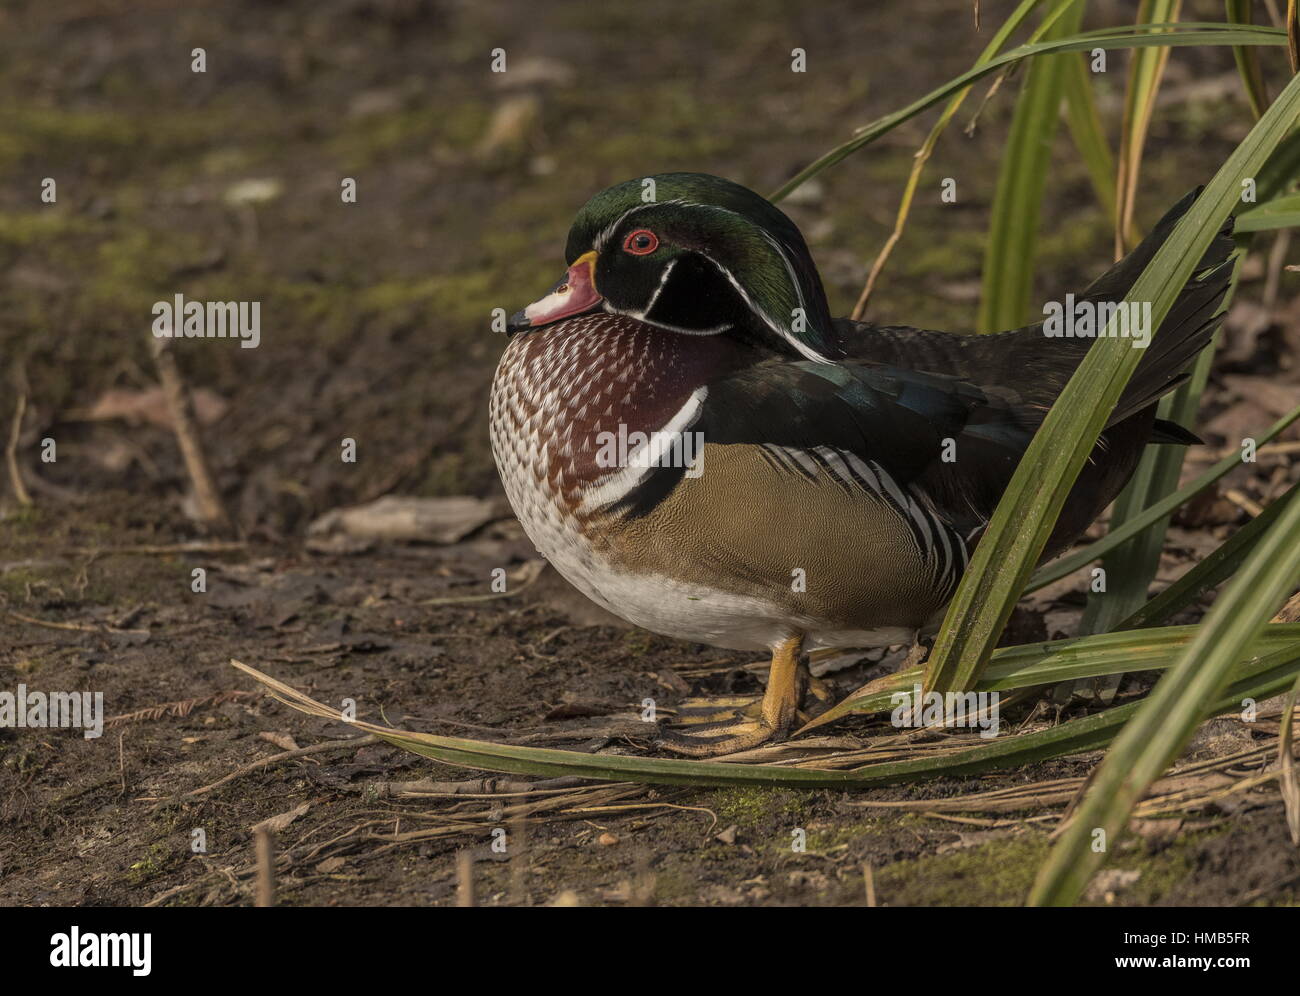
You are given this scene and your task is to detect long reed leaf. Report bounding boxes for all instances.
[1029,448,1300,905]
[1115,1,1183,257]
[1069,259,1234,700]
[1227,0,1271,118]
[1068,1,1197,693]
[805,623,1300,725]
[1062,50,1118,218]
[1028,398,1300,589]
[924,70,1300,696]
[849,0,1068,318]
[1116,479,1300,629]
[1236,190,1300,229]
[231,640,1300,789]
[771,22,1285,202]
[978,3,1083,331]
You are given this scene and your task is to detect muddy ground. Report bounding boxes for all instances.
[2,0,1299,906]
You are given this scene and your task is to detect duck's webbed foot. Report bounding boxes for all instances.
[656,633,806,758]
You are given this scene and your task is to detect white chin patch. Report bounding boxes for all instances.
[523,286,573,322]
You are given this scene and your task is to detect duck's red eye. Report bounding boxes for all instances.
[622,229,658,255]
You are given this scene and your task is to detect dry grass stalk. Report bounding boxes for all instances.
[149,335,230,531]
[5,393,31,506]
[255,826,276,907]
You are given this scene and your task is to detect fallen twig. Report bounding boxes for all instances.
[254,826,276,908]
[1278,675,1300,846]
[149,334,230,531]
[181,734,378,798]
[3,608,147,636]
[106,690,260,729]
[457,850,475,907]
[71,541,249,557]
[419,559,546,605]
[5,393,32,506]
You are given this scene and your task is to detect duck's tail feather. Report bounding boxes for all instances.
[1085,188,1237,429]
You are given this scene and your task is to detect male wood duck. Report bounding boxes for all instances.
[489,172,1233,757]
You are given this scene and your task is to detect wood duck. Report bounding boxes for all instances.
[489,172,1233,757]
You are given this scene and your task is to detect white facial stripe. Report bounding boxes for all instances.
[642,257,678,316]
[603,301,731,337]
[757,227,831,364]
[592,199,687,252]
[696,254,829,363]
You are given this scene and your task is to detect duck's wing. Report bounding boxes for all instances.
[609,357,1041,538]
[837,188,1234,428]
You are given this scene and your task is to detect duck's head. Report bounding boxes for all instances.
[507,172,840,361]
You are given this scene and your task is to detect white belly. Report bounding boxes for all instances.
[539,548,916,653]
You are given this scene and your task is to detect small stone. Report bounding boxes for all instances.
[223,178,282,206]
[1085,868,1140,903]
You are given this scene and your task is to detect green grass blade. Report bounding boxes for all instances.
[924,70,1300,695]
[807,623,1300,723]
[1029,462,1300,905]
[771,22,1286,202]
[1236,191,1300,230]
[1117,479,1300,629]
[1227,0,1271,118]
[1072,270,1227,631]
[978,3,1083,332]
[1115,1,1183,255]
[850,0,1066,318]
[1072,262,1233,651]
[1074,417,1183,638]
[905,643,1300,782]
[230,641,1300,789]
[1255,125,1300,201]
[1062,50,1118,218]
[1028,398,1300,590]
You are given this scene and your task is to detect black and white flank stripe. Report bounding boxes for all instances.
[757,443,969,597]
